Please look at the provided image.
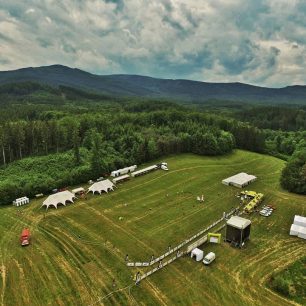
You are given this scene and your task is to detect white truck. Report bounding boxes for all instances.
[160,162,169,171]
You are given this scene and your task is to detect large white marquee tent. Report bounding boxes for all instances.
[290,215,306,240]
[222,172,257,188]
[88,179,115,194]
[42,191,75,209]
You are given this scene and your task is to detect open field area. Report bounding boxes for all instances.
[0,150,305,306]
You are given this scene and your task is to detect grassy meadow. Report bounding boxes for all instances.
[0,150,305,306]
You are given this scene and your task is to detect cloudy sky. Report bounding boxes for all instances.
[0,0,306,87]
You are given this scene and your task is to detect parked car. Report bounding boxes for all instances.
[203,252,216,265]
[260,210,272,217]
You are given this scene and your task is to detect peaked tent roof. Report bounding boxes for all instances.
[222,172,256,186]
[88,179,115,194]
[42,191,75,209]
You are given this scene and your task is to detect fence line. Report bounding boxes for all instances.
[127,206,239,268]
[136,251,186,283]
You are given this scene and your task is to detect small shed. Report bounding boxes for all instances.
[225,216,251,247]
[190,248,204,261]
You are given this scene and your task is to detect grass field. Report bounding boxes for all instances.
[268,256,306,305]
[0,150,305,306]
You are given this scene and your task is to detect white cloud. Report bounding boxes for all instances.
[0,0,306,86]
[25,8,35,14]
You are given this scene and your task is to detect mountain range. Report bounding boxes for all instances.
[0,64,306,104]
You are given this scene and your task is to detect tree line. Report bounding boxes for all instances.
[0,82,305,202]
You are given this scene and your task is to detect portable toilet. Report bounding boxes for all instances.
[190,248,204,261]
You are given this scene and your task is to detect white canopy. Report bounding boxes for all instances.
[227,216,251,229]
[190,248,204,261]
[131,165,158,177]
[88,179,115,194]
[113,174,130,184]
[222,172,257,188]
[72,187,85,195]
[293,215,306,227]
[42,191,75,209]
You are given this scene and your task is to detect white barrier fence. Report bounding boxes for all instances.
[127,206,239,268]
[135,251,186,283]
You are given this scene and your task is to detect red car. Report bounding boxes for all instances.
[20,228,30,246]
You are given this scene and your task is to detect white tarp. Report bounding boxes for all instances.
[42,191,75,209]
[297,226,306,240]
[290,224,301,236]
[112,174,130,184]
[227,216,251,229]
[88,179,115,194]
[131,165,158,177]
[222,172,257,188]
[190,248,204,261]
[293,215,306,227]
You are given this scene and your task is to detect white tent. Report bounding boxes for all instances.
[289,224,301,236]
[88,179,115,194]
[227,216,251,229]
[297,227,306,240]
[42,191,75,209]
[112,174,130,184]
[111,165,137,177]
[13,196,29,206]
[293,215,306,227]
[131,165,158,177]
[72,187,85,195]
[190,248,204,261]
[222,173,257,188]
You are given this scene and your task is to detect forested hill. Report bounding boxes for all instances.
[1,64,306,104]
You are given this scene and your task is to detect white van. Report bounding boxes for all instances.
[203,252,216,265]
[161,164,169,171]
[161,162,168,171]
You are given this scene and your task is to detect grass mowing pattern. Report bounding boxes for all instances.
[0,150,305,305]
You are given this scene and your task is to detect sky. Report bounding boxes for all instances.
[0,0,306,87]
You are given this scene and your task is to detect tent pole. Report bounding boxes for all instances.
[240,227,243,248]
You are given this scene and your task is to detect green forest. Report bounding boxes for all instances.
[0,82,305,205]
